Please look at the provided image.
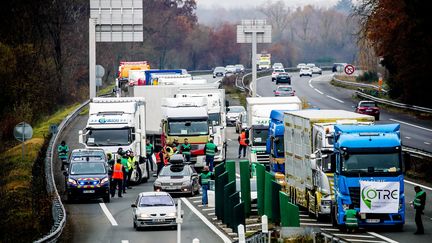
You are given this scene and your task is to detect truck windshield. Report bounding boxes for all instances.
[86,128,132,146]
[275,136,284,157]
[168,120,209,136]
[341,152,401,174]
[209,113,221,126]
[252,129,268,146]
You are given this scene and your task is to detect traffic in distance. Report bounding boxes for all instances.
[59,59,427,240]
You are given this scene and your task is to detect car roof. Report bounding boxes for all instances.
[277,85,293,88]
[359,100,377,104]
[138,191,172,197]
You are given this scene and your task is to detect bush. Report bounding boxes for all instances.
[356,71,379,83]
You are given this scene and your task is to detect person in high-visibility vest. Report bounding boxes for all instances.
[204,138,218,172]
[413,186,426,234]
[111,159,126,198]
[344,204,359,232]
[199,166,213,206]
[180,138,192,162]
[146,139,154,171]
[121,152,130,193]
[57,141,69,170]
[127,151,136,189]
[238,129,248,158]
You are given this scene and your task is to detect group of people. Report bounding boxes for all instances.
[107,148,136,198]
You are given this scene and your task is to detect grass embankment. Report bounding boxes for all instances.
[0,103,82,241]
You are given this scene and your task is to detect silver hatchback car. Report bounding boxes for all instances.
[131,192,178,229]
[273,85,295,96]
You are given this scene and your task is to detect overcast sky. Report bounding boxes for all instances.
[196,0,339,9]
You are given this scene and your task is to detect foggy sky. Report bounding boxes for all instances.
[197,0,339,9]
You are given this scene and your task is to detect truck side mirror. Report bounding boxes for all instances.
[78,130,83,144]
[310,153,317,170]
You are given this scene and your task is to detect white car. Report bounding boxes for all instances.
[213,66,226,78]
[297,63,306,69]
[271,69,285,81]
[311,66,322,75]
[272,63,284,70]
[306,63,316,68]
[299,67,313,77]
[225,65,237,74]
[131,192,179,229]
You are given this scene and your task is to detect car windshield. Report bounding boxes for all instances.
[275,69,284,72]
[159,165,191,176]
[87,128,132,146]
[70,162,106,175]
[226,65,235,69]
[277,86,292,92]
[301,68,310,71]
[139,195,174,207]
[214,67,225,72]
[71,151,105,161]
[341,152,401,174]
[228,106,245,113]
[168,120,209,136]
[360,102,377,107]
[209,113,221,126]
[252,128,268,146]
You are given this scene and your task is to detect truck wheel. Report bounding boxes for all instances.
[331,204,337,227]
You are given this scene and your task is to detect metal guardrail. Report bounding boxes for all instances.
[355,91,432,114]
[403,145,432,159]
[333,77,388,93]
[34,100,90,243]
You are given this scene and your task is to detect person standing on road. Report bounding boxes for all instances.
[111,159,126,198]
[180,138,192,162]
[413,186,426,234]
[107,153,115,180]
[127,151,136,189]
[238,129,248,158]
[121,152,130,193]
[204,138,218,172]
[155,146,167,176]
[58,141,69,170]
[344,204,359,233]
[146,139,154,171]
[200,166,213,206]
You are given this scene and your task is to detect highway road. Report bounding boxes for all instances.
[256,71,432,242]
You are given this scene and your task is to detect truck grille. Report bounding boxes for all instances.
[348,187,360,208]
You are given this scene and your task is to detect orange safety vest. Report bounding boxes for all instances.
[112,163,124,179]
[240,132,248,146]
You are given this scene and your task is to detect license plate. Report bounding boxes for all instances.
[153,218,165,222]
[83,190,95,194]
[366,109,372,112]
[366,219,380,223]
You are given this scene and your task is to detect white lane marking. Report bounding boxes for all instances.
[333,234,374,238]
[227,139,232,141]
[208,212,215,216]
[190,196,201,199]
[202,208,214,211]
[300,218,316,222]
[193,200,201,203]
[404,179,432,191]
[99,203,118,226]
[181,198,232,243]
[389,119,432,132]
[308,80,314,88]
[121,241,129,243]
[300,222,332,227]
[326,95,345,103]
[405,137,411,139]
[314,88,324,95]
[321,228,339,231]
[367,232,398,243]
[425,142,431,145]
[345,240,386,243]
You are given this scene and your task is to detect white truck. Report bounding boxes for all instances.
[131,84,219,146]
[78,97,150,183]
[161,97,210,169]
[283,110,374,219]
[247,97,302,166]
[175,87,227,163]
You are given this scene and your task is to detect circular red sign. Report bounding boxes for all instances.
[344,64,355,75]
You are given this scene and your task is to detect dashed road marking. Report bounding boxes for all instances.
[181,198,232,243]
[326,95,345,103]
[300,222,332,227]
[202,208,214,211]
[345,240,386,243]
[367,232,398,243]
[314,88,324,95]
[405,137,411,139]
[404,179,432,191]
[425,142,431,145]
[193,200,201,203]
[389,119,432,132]
[99,203,118,226]
[121,241,129,243]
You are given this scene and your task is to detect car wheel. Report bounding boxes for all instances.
[331,204,338,227]
[103,194,110,203]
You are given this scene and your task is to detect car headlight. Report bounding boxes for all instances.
[167,212,176,217]
[182,181,190,186]
[140,213,151,219]
[154,181,161,187]
[67,178,77,185]
[100,178,109,184]
[342,204,349,211]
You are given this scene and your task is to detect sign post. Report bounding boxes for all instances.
[13,122,33,161]
[89,0,143,99]
[237,20,271,97]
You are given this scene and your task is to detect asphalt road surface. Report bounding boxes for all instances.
[256,72,432,242]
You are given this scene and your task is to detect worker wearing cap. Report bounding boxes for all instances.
[121,151,130,193]
[58,141,69,170]
[200,166,213,206]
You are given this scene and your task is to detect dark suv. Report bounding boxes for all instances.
[64,159,110,203]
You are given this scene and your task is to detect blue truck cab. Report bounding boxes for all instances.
[267,110,286,173]
[332,124,404,230]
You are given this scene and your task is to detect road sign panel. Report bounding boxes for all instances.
[344,64,355,75]
[14,122,33,142]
